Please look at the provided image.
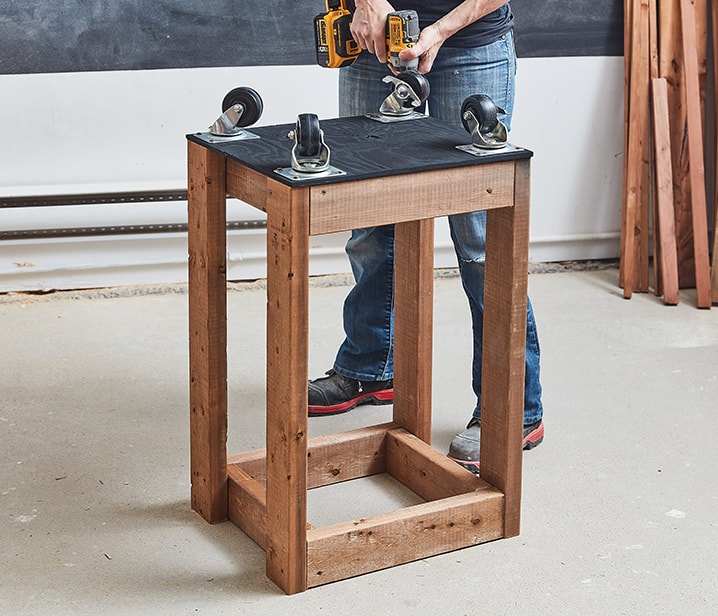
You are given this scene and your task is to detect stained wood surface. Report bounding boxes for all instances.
[622,0,651,297]
[393,219,434,443]
[651,78,680,305]
[228,464,267,549]
[306,490,504,587]
[622,0,714,306]
[308,163,517,235]
[658,0,695,289]
[188,114,532,592]
[620,0,632,289]
[479,159,531,537]
[385,429,492,502]
[712,0,718,304]
[187,141,229,524]
[264,179,310,593]
[679,0,712,308]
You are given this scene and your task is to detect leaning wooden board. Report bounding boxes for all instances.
[712,0,718,304]
[679,0,711,308]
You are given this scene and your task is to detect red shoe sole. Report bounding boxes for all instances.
[523,421,544,450]
[308,389,393,417]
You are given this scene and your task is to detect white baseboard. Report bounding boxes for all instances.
[0,224,620,293]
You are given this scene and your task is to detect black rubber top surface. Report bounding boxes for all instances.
[187,115,532,187]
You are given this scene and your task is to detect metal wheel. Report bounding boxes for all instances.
[461,94,499,135]
[295,113,321,158]
[221,87,263,127]
[395,70,430,106]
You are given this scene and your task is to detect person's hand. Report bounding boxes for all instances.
[351,0,395,64]
[396,23,446,74]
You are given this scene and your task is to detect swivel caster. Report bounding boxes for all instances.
[274,113,346,181]
[291,113,331,173]
[368,69,430,122]
[459,94,508,150]
[209,86,264,137]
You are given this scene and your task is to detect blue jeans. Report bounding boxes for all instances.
[334,32,543,425]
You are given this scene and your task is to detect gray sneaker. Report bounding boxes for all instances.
[447,418,544,474]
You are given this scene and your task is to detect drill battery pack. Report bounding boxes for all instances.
[314,1,361,68]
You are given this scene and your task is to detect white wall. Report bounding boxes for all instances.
[0,57,624,292]
[512,56,625,263]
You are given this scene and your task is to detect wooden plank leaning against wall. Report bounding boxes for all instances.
[621,0,717,307]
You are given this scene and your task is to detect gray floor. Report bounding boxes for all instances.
[1,267,716,615]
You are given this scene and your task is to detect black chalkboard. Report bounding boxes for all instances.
[513,0,624,58]
[0,1,622,75]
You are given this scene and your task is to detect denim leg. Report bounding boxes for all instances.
[431,33,543,424]
[333,55,398,382]
[338,52,395,117]
[333,34,544,423]
[449,213,544,425]
[426,32,516,131]
[334,225,395,381]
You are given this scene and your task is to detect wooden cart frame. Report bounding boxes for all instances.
[186,120,531,594]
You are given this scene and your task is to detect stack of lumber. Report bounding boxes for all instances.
[621,0,717,307]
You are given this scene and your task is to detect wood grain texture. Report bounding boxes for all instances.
[650,0,662,296]
[225,161,270,214]
[228,464,267,549]
[620,0,633,289]
[385,429,493,502]
[622,0,651,297]
[306,490,504,587]
[660,0,696,288]
[392,219,434,443]
[712,0,718,304]
[304,424,390,488]
[264,179,310,594]
[187,141,228,524]
[479,159,530,537]
[188,118,534,591]
[229,423,392,490]
[308,163,516,236]
[651,78,680,305]
[680,0,712,308]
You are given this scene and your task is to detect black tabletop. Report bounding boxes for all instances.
[187,115,532,187]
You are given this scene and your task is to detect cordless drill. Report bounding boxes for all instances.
[314,1,420,71]
[385,10,420,71]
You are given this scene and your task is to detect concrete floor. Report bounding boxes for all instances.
[1,267,717,615]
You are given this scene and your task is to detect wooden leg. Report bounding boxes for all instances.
[264,180,310,594]
[187,141,229,523]
[480,159,530,538]
[393,219,434,443]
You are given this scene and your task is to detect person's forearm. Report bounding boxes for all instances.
[398,1,510,73]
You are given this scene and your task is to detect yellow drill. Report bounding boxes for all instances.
[385,10,420,71]
[315,1,420,71]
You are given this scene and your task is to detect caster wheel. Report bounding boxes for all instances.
[461,94,499,135]
[395,70,430,106]
[295,113,321,158]
[221,87,263,127]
